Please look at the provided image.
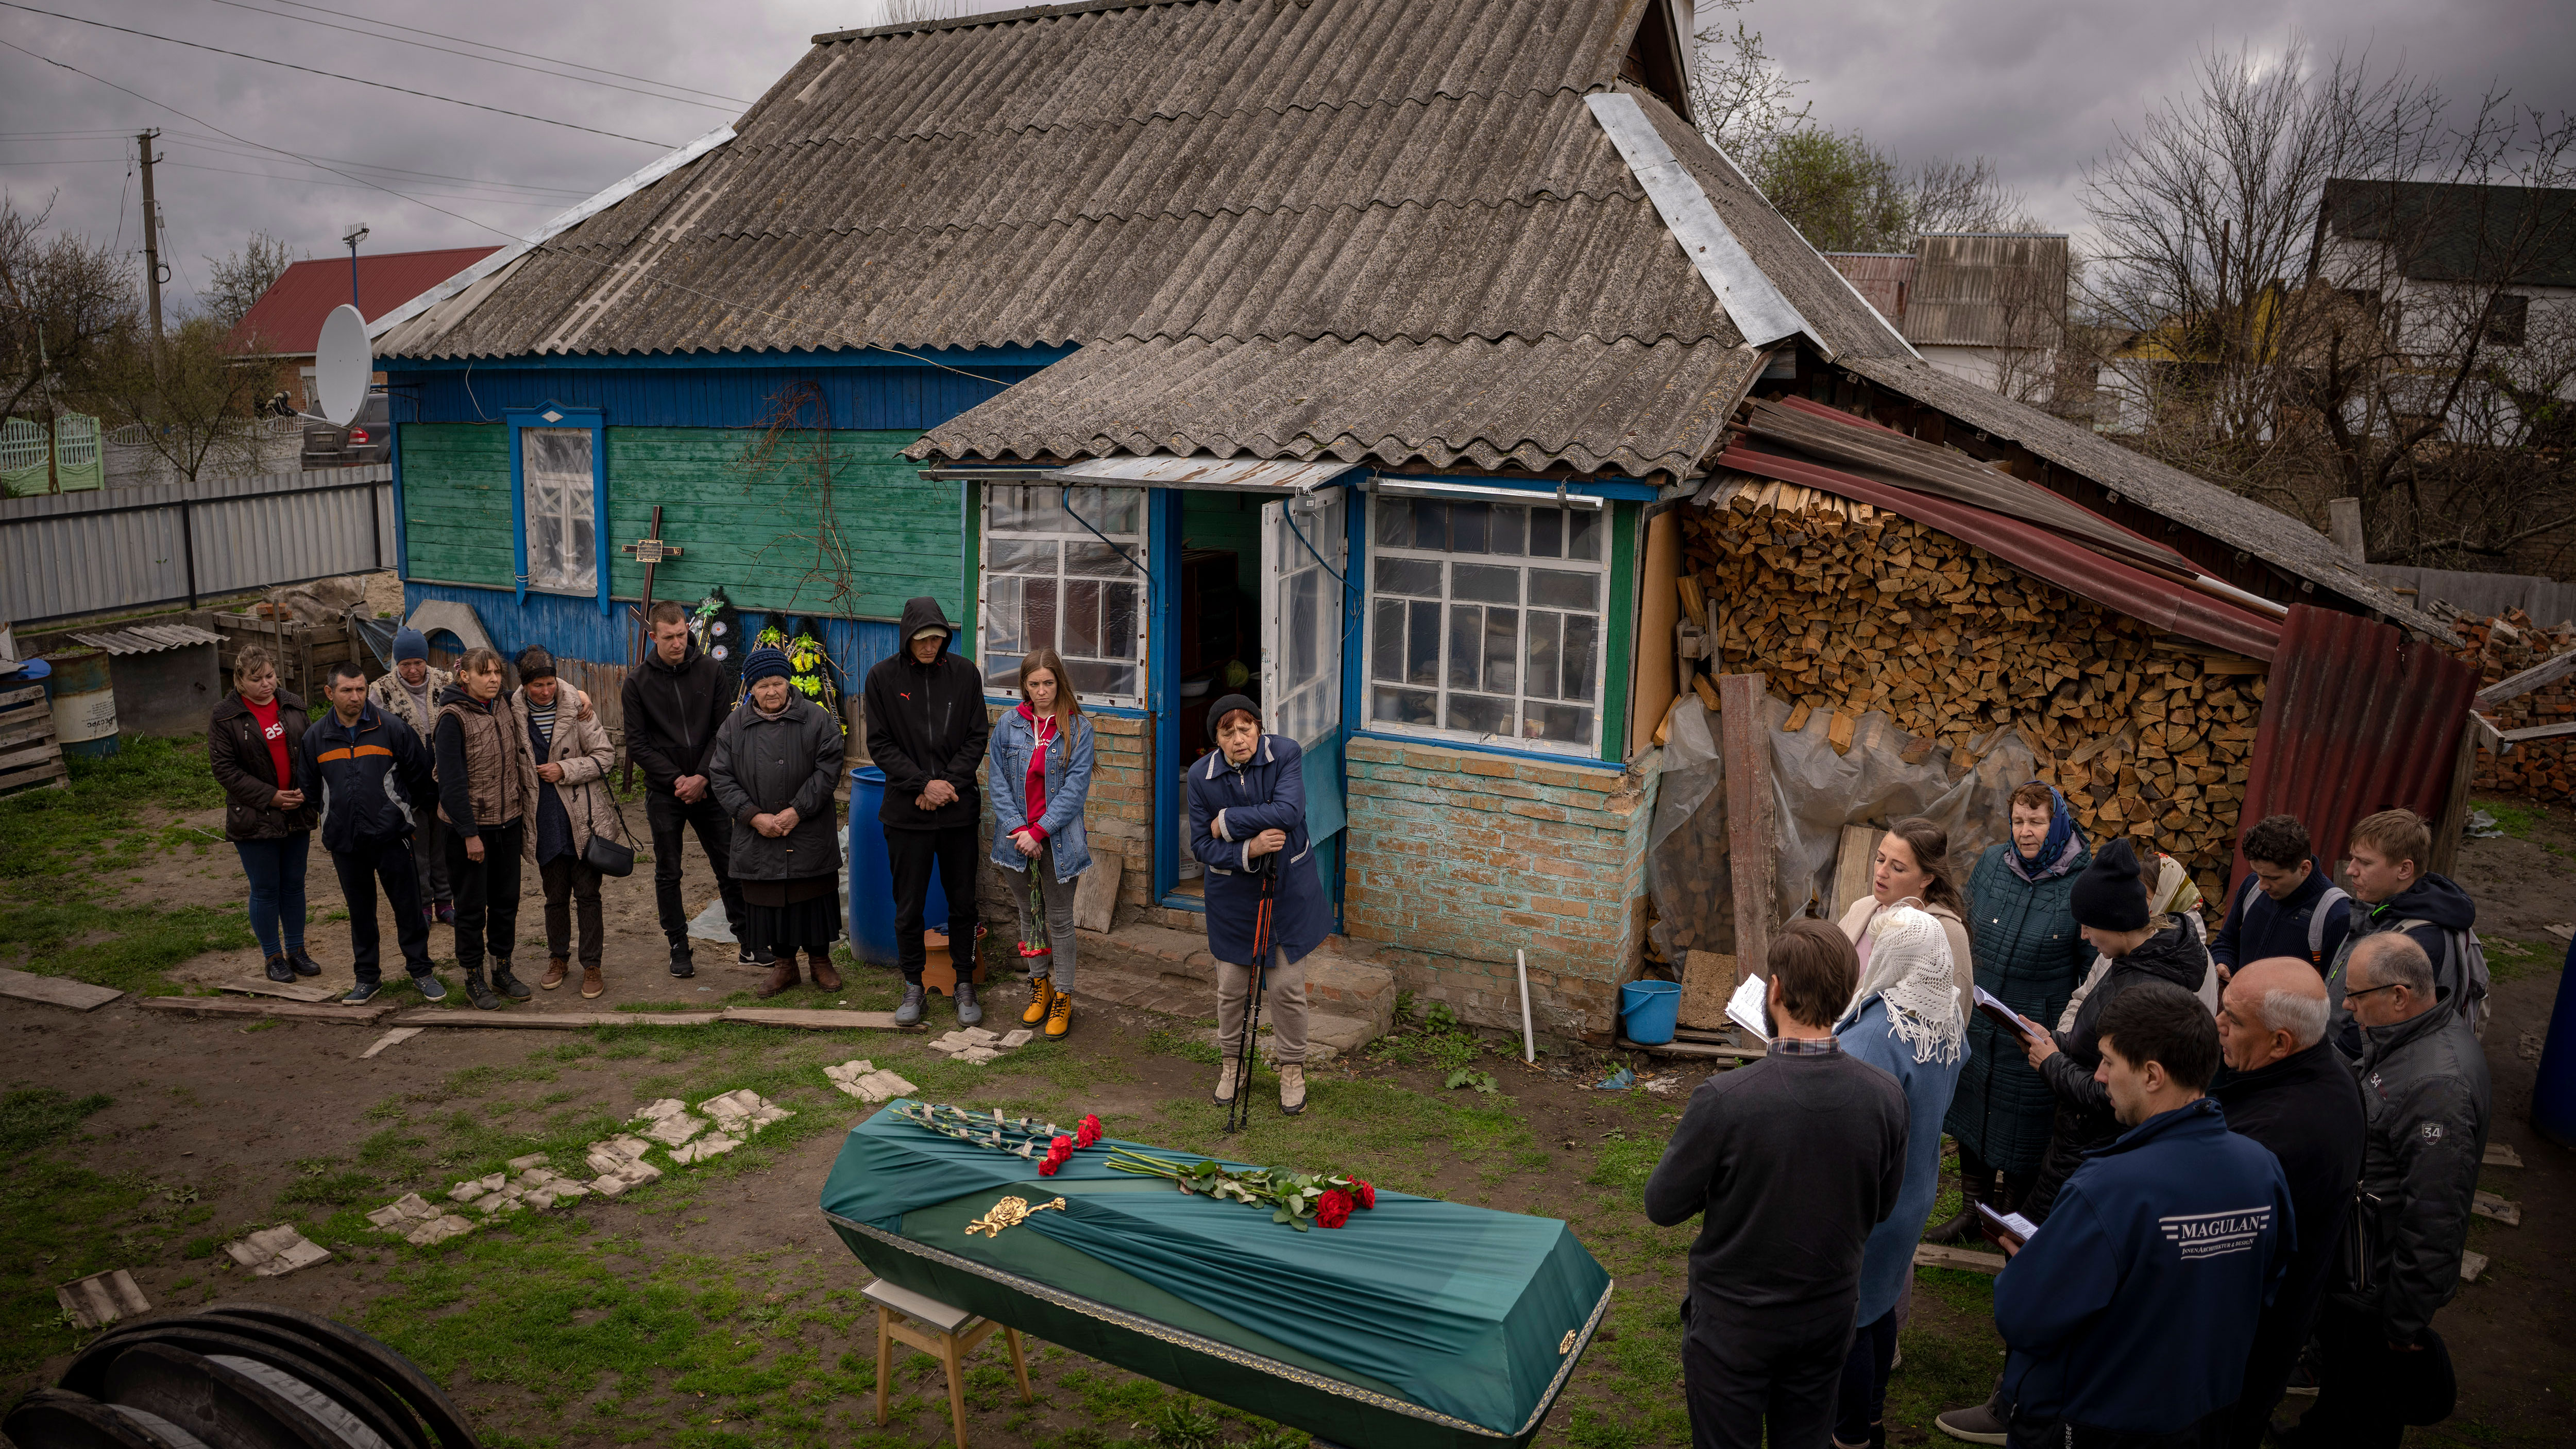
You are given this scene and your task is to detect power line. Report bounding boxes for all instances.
[191,0,741,112]
[160,159,572,204]
[0,4,673,147]
[252,0,752,105]
[0,35,1016,390]
[163,138,594,196]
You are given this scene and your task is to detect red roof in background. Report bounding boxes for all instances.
[230,247,498,355]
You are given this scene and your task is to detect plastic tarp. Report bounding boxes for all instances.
[820,1104,1608,1437]
[1648,694,2036,960]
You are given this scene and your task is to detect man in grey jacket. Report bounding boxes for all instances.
[2281,933,2489,1449]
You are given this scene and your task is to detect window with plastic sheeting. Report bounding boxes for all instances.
[979,484,1148,707]
[519,425,597,594]
[1364,493,1607,755]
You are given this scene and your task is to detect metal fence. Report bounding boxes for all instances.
[0,463,393,625]
[2365,564,2576,630]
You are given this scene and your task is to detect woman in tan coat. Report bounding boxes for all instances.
[1835,817,1975,1007]
[432,647,539,1010]
[511,646,624,998]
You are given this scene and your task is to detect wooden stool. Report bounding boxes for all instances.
[863,1277,1033,1448]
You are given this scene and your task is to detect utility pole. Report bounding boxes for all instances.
[137,129,165,350]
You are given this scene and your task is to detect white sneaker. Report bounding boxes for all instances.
[1278,1064,1307,1115]
[1212,1059,1240,1104]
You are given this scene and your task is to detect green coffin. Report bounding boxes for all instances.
[821,1104,1613,1449]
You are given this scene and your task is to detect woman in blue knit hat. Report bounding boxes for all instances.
[709,643,846,998]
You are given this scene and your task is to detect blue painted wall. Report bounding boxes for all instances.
[382,347,1072,431]
[402,580,910,694]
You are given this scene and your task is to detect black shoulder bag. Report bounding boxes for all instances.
[580,782,638,878]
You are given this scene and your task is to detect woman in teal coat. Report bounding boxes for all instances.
[1936,780,2091,1237]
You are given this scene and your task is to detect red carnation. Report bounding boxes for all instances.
[1314,1188,1354,1229]
[1350,1179,1376,1210]
[1075,1115,1103,1149]
[1038,1134,1073,1177]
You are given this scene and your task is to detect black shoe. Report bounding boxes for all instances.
[490,961,532,1001]
[342,981,380,1005]
[893,982,926,1027]
[285,947,323,978]
[264,954,296,983]
[464,969,503,1011]
[668,941,696,979]
[954,981,984,1027]
[737,943,772,968]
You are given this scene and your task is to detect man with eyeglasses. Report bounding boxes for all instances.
[2279,934,2488,1448]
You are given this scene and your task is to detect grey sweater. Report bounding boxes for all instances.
[1645,1045,1908,1333]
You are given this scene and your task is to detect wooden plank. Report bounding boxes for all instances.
[1615,1034,1762,1062]
[386,1008,723,1028]
[2475,646,2576,708]
[719,1008,907,1030]
[0,966,123,1011]
[2497,720,2576,744]
[0,683,44,710]
[357,1026,423,1059]
[1073,851,1123,934]
[1717,673,1779,986]
[2485,1143,2526,1168]
[0,717,58,752]
[138,995,395,1025]
[218,978,338,1003]
[0,740,63,772]
[1829,824,1880,923]
[1914,1243,2008,1275]
[2471,1190,2521,1226]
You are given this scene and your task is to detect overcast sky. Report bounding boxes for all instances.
[2,0,2568,315]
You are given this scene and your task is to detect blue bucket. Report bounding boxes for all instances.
[845,767,951,966]
[1620,979,1682,1045]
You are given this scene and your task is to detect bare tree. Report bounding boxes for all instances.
[201,233,296,335]
[1910,156,2038,237]
[1689,0,1811,161]
[2081,41,2576,572]
[0,194,134,424]
[75,313,270,483]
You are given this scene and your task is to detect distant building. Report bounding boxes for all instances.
[230,247,499,413]
[2315,177,2574,384]
[1826,233,2071,402]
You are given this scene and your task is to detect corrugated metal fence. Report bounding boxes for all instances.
[0,464,393,625]
[2364,564,2576,630]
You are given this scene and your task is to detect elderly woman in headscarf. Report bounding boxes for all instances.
[709,644,845,999]
[1832,904,1968,1449]
[1940,779,2092,1238]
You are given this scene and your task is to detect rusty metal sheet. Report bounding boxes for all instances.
[2235,604,2480,898]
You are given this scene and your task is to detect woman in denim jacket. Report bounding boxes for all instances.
[988,647,1094,1038]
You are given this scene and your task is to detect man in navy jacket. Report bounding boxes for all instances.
[300,661,444,1004]
[2210,815,2350,979]
[1993,981,2294,1448]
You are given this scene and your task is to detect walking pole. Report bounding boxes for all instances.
[1225,863,1277,1136]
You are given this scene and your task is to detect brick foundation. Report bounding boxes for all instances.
[973,707,1157,922]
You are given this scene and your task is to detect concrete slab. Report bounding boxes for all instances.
[0,966,122,1012]
[56,1269,148,1328]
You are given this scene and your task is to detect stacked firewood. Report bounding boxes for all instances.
[2437,603,2576,799]
[1682,485,2265,897]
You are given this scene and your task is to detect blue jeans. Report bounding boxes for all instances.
[234,833,310,958]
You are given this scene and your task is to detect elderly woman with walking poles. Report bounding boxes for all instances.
[989,646,1095,1041]
[709,644,846,999]
[434,646,538,1011]
[210,644,322,983]
[1187,694,1330,1117]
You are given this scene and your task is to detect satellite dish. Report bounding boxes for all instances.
[313,303,373,428]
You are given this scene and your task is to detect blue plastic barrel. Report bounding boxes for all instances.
[1620,979,1682,1045]
[2533,939,2576,1149]
[846,767,950,966]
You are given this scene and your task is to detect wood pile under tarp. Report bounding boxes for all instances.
[1682,481,2265,898]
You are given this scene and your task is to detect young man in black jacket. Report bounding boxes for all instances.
[2209,814,2351,980]
[1646,919,1907,1449]
[621,601,750,978]
[301,661,446,1004]
[863,596,990,1027]
[2211,957,2366,1448]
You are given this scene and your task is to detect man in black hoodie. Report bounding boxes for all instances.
[2324,809,2482,1055]
[863,596,990,1027]
[2210,814,2352,980]
[621,601,749,978]
[301,661,445,1005]
[2212,958,2367,1448]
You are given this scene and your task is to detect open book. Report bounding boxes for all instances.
[1977,1200,2039,1246]
[1726,973,1769,1042]
[1973,984,2039,1042]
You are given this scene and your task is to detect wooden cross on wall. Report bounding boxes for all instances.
[619,505,683,789]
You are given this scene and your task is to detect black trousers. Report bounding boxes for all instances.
[410,810,451,907]
[1834,1307,1899,1444]
[2008,1406,2229,1448]
[1681,1305,1852,1449]
[2284,1302,2412,1449]
[444,819,525,974]
[539,854,603,967]
[647,788,744,945]
[329,834,433,985]
[886,824,980,984]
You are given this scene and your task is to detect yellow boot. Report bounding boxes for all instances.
[1021,973,1057,1026]
[1046,987,1074,1039]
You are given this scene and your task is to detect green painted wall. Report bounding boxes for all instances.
[1180,489,1262,594]
[397,424,965,622]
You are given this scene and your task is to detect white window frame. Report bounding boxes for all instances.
[1362,488,1611,758]
[975,483,1150,709]
[518,424,599,596]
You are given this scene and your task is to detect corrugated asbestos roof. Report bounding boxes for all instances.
[1823,253,1912,325]
[1902,233,2068,348]
[1839,354,2445,631]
